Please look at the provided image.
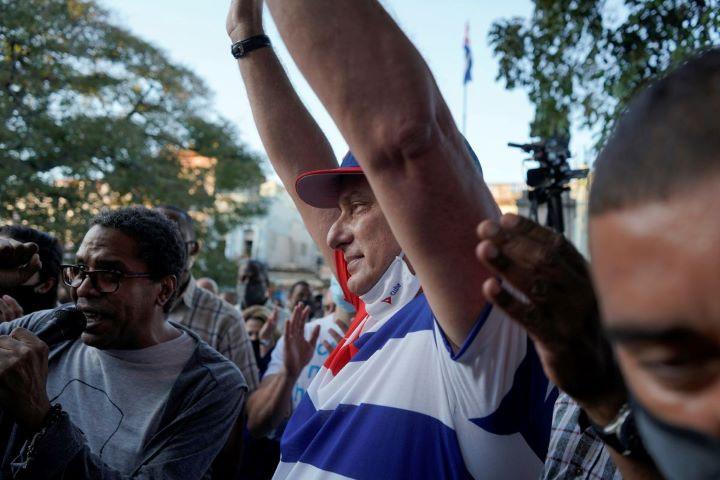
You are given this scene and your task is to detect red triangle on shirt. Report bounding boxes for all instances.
[382,296,392,304]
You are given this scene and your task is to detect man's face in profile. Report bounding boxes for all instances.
[327,176,401,296]
[589,174,720,438]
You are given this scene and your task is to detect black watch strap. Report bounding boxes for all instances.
[231,34,271,59]
[581,403,649,459]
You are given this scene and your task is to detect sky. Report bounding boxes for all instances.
[100,0,568,184]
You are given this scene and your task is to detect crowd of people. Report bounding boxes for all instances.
[0,0,718,478]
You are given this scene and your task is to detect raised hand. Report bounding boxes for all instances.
[0,237,41,289]
[283,304,319,379]
[476,213,625,423]
[0,327,51,431]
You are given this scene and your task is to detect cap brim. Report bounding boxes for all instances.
[295,167,364,208]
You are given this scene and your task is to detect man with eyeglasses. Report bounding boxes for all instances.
[0,206,247,479]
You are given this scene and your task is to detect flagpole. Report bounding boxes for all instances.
[462,82,467,136]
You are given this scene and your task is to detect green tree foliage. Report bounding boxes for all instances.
[489,0,720,148]
[0,0,265,284]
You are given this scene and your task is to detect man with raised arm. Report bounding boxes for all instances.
[227,1,557,478]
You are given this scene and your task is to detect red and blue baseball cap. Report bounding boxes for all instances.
[295,151,364,208]
[295,139,483,209]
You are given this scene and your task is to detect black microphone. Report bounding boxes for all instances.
[35,306,87,346]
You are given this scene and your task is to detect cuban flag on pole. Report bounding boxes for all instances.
[463,22,473,84]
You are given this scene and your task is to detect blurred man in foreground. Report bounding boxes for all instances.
[477,49,720,480]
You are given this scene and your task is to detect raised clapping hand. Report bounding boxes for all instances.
[475,213,626,422]
[0,237,41,289]
[0,327,51,431]
[283,304,320,379]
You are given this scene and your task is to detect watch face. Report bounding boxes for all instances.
[232,42,245,58]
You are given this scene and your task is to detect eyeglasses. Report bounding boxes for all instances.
[61,264,153,294]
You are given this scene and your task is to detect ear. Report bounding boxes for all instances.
[156,275,178,308]
[189,241,200,257]
[34,276,57,294]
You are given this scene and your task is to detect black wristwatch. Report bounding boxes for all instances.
[231,34,271,59]
[581,403,648,458]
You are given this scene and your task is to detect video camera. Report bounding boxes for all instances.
[508,136,588,234]
[507,137,588,190]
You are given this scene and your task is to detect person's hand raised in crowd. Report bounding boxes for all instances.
[476,213,626,424]
[226,0,263,43]
[0,237,41,289]
[0,295,23,324]
[283,304,319,379]
[258,307,278,357]
[0,327,51,431]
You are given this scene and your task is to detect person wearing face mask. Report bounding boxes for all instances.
[477,49,720,480]
[0,225,62,319]
[588,49,720,480]
[227,0,558,477]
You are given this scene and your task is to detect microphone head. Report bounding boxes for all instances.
[55,307,88,338]
[35,306,87,345]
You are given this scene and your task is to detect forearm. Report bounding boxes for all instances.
[265,0,439,156]
[11,410,127,479]
[266,0,498,346]
[232,23,338,267]
[245,371,296,437]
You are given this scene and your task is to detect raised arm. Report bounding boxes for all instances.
[226,0,339,273]
[265,0,500,347]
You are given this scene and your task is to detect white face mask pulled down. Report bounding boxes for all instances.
[359,252,421,318]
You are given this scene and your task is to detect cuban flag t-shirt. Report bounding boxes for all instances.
[273,253,557,479]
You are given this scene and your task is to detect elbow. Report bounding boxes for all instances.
[368,105,453,173]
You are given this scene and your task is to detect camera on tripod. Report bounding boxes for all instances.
[508,136,588,234]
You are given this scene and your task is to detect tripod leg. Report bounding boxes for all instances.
[547,193,564,234]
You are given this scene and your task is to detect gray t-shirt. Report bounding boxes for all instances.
[46,332,195,474]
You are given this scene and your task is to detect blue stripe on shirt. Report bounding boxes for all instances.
[349,294,435,363]
[281,395,473,480]
[470,338,558,460]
